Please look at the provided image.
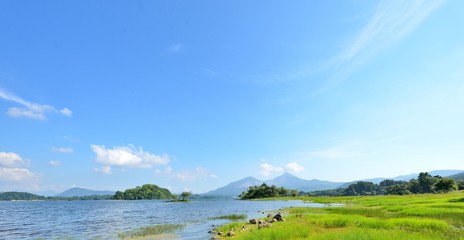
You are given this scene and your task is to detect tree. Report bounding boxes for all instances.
[180,191,192,201]
[434,178,458,193]
[239,184,297,199]
[416,172,439,193]
[290,189,299,197]
[343,181,379,196]
[457,180,464,190]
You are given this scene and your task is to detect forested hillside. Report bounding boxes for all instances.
[112,184,173,200]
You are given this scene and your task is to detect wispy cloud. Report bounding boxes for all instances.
[91,144,170,170]
[48,160,61,166]
[0,88,72,120]
[94,166,112,174]
[168,43,184,53]
[51,147,74,153]
[328,0,445,84]
[155,166,217,181]
[249,1,445,90]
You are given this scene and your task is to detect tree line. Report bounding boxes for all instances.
[239,183,299,199]
[0,192,112,201]
[306,172,463,197]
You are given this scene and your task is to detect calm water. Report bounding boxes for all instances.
[0,199,322,239]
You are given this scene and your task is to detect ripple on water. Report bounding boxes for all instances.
[0,199,318,239]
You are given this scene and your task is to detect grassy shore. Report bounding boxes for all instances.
[216,192,464,239]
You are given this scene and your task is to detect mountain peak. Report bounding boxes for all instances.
[279,172,297,178]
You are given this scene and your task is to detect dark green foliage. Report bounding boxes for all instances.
[434,178,458,193]
[344,181,379,196]
[457,180,464,190]
[239,183,298,199]
[112,184,173,200]
[0,191,46,201]
[180,191,191,201]
[305,172,460,197]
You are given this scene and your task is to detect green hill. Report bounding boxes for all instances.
[0,191,46,201]
[113,184,173,200]
[449,171,464,181]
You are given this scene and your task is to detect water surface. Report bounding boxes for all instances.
[0,199,322,239]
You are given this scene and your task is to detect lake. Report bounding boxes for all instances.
[0,199,323,239]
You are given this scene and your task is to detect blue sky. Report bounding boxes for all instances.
[1,0,463,195]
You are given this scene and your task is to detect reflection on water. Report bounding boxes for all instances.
[0,199,323,239]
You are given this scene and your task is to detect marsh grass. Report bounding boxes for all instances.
[209,214,247,221]
[117,224,185,239]
[217,192,464,239]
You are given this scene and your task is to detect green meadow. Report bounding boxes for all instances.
[216,192,464,239]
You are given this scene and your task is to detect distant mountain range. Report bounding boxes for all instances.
[55,187,115,197]
[203,172,345,197]
[449,171,464,181]
[203,170,464,197]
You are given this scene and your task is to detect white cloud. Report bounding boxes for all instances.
[260,161,305,176]
[0,152,29,167]
[0,167,41,181]
[259,163,284,176]
[48,160,61,166]
[285,162,305,173]
[0,152,42,183]
[91,144,169,168]
[94,166,112,174]
[60,108,73,117]
[51,147,74,153]
[0,88,72,120]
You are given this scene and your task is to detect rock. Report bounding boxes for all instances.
[227,231,235,237]
[273,212,283,221]
[267,213,273,218]
[271,218,277,223]
[258,219,265,224]
[258,222,272,229]
[249,218,257,224]
[217,231,224,236]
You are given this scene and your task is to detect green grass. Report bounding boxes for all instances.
[209,214,247,221]
[117,224,185,239]
[216,192,464,239]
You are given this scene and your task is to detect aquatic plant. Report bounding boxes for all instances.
[117,223,185,239]
[209,214,247,221]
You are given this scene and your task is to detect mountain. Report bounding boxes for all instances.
[203,173,344,197]
[204,170,464,197]
[449,171,464,181]
[266,172,345,192]
[55,187,115,197]
[203,176,263,197]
